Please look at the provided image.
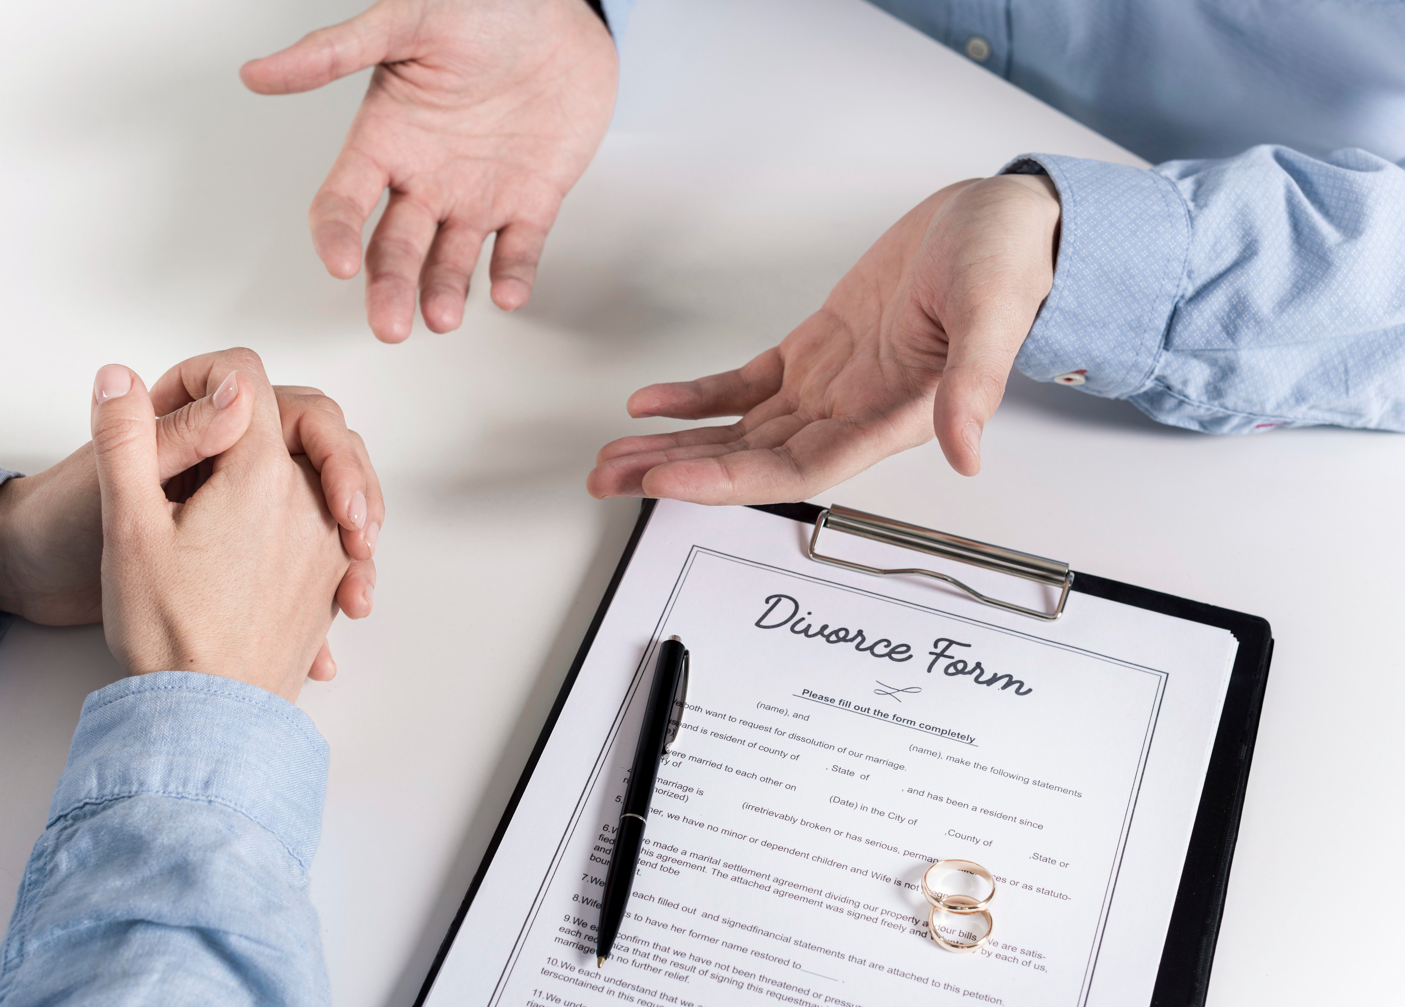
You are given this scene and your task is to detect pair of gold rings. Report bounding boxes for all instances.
[922,859,996,953]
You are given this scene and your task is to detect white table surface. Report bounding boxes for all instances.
[2,1,1402,1004]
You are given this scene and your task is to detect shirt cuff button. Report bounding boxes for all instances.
[1054,371,1087,386]
[964,36,992,62]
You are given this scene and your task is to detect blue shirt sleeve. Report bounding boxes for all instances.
[0,672,331,1006]
[1004,147,1405,433]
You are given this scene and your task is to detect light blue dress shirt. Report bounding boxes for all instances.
[0,673,331,1005]
[869,0,1405,432]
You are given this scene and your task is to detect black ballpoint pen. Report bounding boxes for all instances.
[596,635,690,967]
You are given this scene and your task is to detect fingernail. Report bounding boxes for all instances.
[348,491,367,530]
[362,583,374,611]
[364,520,379,554]
[963,420,982,460]
[212,371,240,410]
[93,365,132,402]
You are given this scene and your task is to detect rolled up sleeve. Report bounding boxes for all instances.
[1004,147,1405,433]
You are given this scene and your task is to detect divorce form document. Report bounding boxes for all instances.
[424,502,1239,1007]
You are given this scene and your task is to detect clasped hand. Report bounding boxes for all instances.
[0,349,383,700]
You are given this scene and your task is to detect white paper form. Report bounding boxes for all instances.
[426,502,1239,1007]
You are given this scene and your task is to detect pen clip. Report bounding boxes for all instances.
[662,649,689,758]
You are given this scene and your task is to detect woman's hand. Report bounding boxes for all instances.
[0,365,256,625]
[91,352,351,702]
[152,352,383,630]
[0,350,383,664]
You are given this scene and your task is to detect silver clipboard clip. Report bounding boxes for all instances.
[807,504,1074,622]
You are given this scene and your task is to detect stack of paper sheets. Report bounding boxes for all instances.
[426,501,1239,1007]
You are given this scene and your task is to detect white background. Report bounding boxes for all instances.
[0,1,1401,1004]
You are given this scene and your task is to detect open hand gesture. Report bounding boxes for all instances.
[242,0,618,341]
[588,175,1062,504]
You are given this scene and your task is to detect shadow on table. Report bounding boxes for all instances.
[378,496,643,1007]
[428,415,631,506]
[31,19,367,339]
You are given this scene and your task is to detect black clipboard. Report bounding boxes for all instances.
[415,499,1273,1007]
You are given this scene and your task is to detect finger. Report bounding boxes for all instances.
[596,388,798,465]
[150,348,283,452]
[307,639,338,682]
[336,559,377,620]
[311,148,388,280]
[276,388,384,558]
[589,441,734,499]
[153,371,256,482]
[931,307,1029,477]
[595,422,745,465]
[420,220,487,333]
[150,355,210,416]
[626,348,785,420]
[365,193,439,342]
[639,416,893,506]
[151,348,272,415]
[596,414,804,474]
[590,385,800,496]
[240,7,396,95]
[90,365,169,534]
[489,219,553,311]
[272,385,324,397]
[588,414,807,499]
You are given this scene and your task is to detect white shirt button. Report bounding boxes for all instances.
[965,36,992,62]
[1054,371,1087,386]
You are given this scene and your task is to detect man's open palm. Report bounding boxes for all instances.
[242,0,618,342]
[588,175,1062,504]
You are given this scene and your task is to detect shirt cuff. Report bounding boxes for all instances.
[51,671,330,871]
[1001,154,1192,399]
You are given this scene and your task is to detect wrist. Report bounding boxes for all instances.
[1003,170,1060,206]
[0,447,104,624]
[0,474,30,613]
[1004,172,1061,252]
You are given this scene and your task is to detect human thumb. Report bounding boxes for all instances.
[240,7,397,95]
[91,365,167,533]
[155,371,255,482]
[931,316,1026,477]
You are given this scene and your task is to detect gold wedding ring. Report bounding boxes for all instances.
[921,859,996,914]
[928,895,994,953]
